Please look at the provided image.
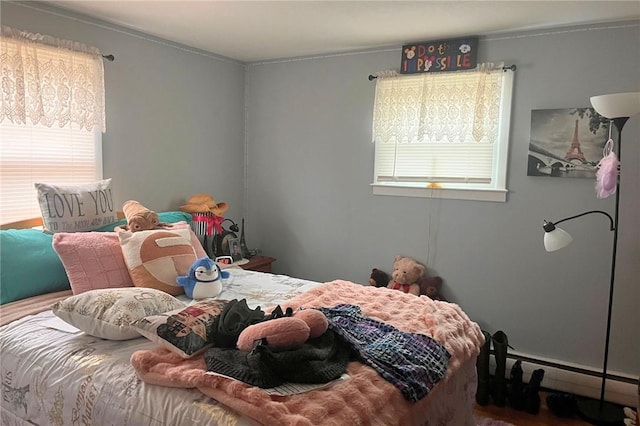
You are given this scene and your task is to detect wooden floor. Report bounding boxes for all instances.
[473,391,592,426]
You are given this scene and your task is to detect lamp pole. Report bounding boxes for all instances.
[576,117,625,425]
[600,118,624,405]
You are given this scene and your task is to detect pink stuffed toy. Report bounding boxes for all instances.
[236,308,329,352]
[294,309,329,338]
[595,138,619,199]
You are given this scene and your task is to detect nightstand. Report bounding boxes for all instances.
[240,256,276,273]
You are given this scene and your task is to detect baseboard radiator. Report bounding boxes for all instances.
[487,351,638,408]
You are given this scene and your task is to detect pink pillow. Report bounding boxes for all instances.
[52,232,133,295]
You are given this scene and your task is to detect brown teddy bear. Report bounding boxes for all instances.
[369,268,390,288]
[371,257,446,300]
[419,276,446,301]
[386,256,423,296]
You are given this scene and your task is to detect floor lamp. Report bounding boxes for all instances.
[542,91,640,426]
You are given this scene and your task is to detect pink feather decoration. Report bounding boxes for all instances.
[595,139,619,199]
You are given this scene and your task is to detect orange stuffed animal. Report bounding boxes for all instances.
[121,200,163,232]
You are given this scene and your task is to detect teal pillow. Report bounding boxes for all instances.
[0,229,71,305]
[93,211,193,232]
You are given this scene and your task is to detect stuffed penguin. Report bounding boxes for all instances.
[177,257,229,299]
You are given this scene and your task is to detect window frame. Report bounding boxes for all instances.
[371,68,514,203]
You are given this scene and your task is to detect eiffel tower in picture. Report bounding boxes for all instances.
[565,119,587,163]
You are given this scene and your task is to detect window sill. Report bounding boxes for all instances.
[371,184,507,202]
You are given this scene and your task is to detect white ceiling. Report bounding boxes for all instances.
[43,1,640,63]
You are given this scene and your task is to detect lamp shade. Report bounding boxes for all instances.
[590,92,640,119]
[544,226,573,252]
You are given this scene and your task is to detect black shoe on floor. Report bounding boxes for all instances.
[523,368,545,414]
[507,360,525,410]
[546,392,578,418]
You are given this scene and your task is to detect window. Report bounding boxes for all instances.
[0,122,102,222]
[0,26,105,223]
[371,63,514,202]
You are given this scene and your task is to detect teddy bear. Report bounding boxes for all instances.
[418,275,446,301]
[386,256,424,296]
[371,257,446,300]
[369,268,390,288]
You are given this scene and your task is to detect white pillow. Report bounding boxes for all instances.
[34,178,118,233]
[52,287,185,340]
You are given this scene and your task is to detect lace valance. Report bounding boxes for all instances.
[372,62,505,145]
[1,25,105,132]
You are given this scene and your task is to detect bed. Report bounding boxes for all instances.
[1,216,484,426]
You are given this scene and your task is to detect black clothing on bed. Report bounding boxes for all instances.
[210,299,267,348]
[210,299,294,348]
[204,330,350,388]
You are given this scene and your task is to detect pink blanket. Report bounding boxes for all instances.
[131,280,484,426]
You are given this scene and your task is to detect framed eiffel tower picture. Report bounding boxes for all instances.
[527,108,609,178]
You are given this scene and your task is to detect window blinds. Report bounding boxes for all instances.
[372,64,512,186]
[0,122,101,223]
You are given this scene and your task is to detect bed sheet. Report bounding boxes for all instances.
[0,269,319,426]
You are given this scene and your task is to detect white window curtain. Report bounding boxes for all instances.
[1,25,105,131]
[372,63,510,186]
[0,26,105,223]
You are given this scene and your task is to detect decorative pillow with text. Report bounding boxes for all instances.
[34,179,117,233]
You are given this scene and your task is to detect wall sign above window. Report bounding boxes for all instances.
[400,36,478,74]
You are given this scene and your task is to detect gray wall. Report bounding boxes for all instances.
[2,1,247,219]
[3,1,639,381]
[245,24,640,378]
